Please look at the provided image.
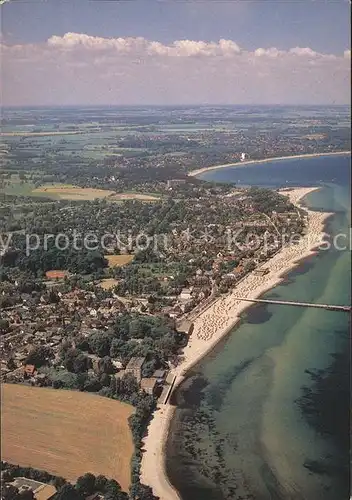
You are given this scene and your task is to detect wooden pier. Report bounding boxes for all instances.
[231,297,351,312]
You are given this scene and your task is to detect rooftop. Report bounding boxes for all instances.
[140,377,158,390]
[45,270,68,279]
[176,319,194,335]
[125,356,146,371]
[10,478,56,500]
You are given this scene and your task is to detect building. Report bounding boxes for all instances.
[176,319,194,336]
[140,377,158,396]
[125,356,146,383]
[45,270,69,280]
[179,288,192,302]
[9,478,56,500]
[115,370,126,380]
[153,369,166,381]
[111,360,124,370]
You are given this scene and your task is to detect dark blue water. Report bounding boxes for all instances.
[166,154,350,500]
[197,154,350,189]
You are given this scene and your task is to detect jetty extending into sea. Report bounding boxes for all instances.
[230,297,351,312]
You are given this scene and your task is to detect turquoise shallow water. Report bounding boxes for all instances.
[166,155,350,500]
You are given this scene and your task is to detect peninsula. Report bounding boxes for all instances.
[188,151,351,178]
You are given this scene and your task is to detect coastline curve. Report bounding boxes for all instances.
[188,151,351,178]
[140,186,335,500]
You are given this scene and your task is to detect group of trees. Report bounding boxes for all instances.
[0,465,132,500]
[20,311,181,397]
[247,187,294,214]
[64,313,180,370]
[25,346,54,368]
[1,463,157,500]
[1,462,66,490]
[56,473,129,500]
[1,245,108,276]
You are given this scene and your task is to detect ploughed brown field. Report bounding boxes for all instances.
[2,384,134,491]
[104,255,134,267]
[98,278,120,290]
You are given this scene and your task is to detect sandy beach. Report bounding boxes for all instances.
[188,151,350,177]
[140,187,333,500]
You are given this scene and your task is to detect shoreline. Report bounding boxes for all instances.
[140,186,334,500]
[188,150,351,177]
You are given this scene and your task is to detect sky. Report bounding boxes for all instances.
[1,0,351,106]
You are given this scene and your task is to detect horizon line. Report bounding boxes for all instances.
[1,103,351,109]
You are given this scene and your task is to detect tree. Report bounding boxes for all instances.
[142,360,157,378]
[129,318,150,339]
[7,357,16,370]
[74,336,90,352]
[105,479,121,492]
[130,484,156,500]
[110,338,125,358]
[55,484,83,500]
[244,259,256,272]
[76,373,88,391]
[97,356,115,375]
[102,479,130,500]
[120,373,139,396]
[25,346,54,368]
[0,318,10,334]
[88,332,112,357]
[105,492,128,500]
[52,477,67,490]
[2,484,20,500]
[73,353,91,374]
[94,475,107,492]
[82,375,102,393]
[47,290,60,304]
[75,473,96,495]
[63,349,91,374]
[19,490,34,500]
[99,372,111,387]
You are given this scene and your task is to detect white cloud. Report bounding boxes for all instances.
[47,33,242,58]
[289,47,319,57]
[1,33,350,105]
[254,47,283,58]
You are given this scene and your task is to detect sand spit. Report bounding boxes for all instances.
[188,151,350,177]
[140,187,333,500]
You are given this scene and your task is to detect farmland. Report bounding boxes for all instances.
[1,384,134,491]
[0,176,160,202]
[105,255,134,268]
[0,131,84,137]
[32,184,115,200]
[109,193,159,202]
[98,278,120,290]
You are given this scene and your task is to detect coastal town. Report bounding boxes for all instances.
[0,103,350,500]
[0,177,308,389]
[0,181,336,500]
[1,0,351,495]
